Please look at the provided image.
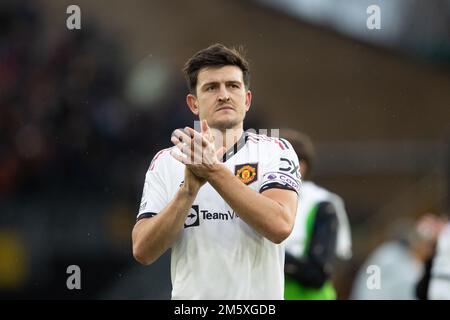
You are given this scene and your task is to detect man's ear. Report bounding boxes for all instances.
[245,90,252,112]
[186,93,199,115]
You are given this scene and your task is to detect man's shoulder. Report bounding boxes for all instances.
[148,146,176,172]
[245,132,293,152]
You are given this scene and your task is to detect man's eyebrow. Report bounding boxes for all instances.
[200,81,219,88]
[200,80,242,88]
[226,80,242,85]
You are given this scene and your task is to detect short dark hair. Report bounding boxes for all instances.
[279,129,316,180]
[183,43,250,94]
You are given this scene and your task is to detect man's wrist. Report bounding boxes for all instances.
[179,182,200,198]
[204,163,227,182]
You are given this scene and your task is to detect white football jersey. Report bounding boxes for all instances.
[284,181,352,260]
[429,223,450,300]
[138,132,301,300]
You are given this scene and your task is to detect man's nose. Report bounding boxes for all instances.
[217,85,230,102]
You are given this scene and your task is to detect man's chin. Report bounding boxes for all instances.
[209,119,240,131]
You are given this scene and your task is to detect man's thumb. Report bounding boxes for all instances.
[201,119,209,133]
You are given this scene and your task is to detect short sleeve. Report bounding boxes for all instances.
[259,139,302,194]
[137,151,170,221]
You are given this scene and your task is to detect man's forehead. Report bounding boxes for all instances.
[197,65,243,85]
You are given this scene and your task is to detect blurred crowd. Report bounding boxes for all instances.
[0,1,192,298]
[0,1,257,298]
[0,1,195,201]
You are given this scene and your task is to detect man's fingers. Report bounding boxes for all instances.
[215,146,226,161]
[186,127,214,152]
[171,135,207,164]
[202,120,216,143]
[172,128,193,146]
[201,119,209,134]
[204,120,210,132]
[183,127,196,139]
[171,125,219,165]
[174,131,206,155]
[172,128,203,156]
[184,127,195,137]
[171,135,193,159]
[185,127,208,147]
[170,148,189,165]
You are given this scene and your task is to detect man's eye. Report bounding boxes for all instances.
[206,86,215,91]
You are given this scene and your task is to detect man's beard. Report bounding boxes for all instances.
[210,117,241,132]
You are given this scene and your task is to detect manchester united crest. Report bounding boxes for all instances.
[235,163,258,185]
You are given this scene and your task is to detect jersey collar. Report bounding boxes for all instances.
[222,131,248,162]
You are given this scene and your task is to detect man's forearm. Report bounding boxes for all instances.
[132,186,197,265]
[206,164,295,243]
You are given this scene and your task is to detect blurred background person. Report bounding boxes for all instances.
[416,215,449,299]
[281,130,352,300]
[428,220,450,299]
[351,213,445,300]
